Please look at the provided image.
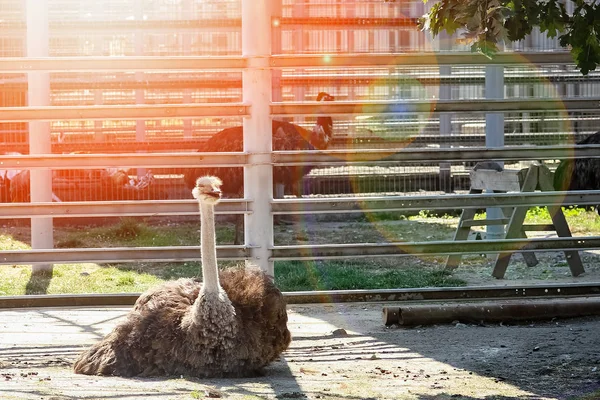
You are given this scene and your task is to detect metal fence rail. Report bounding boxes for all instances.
[1,145,599,170]
[0,199,248,218]
[0,190,598,219]
[0,103,248,121]
[0,56,248,71]
[1,236,597,266]
[270,237,600,261]
[273,145,600,164]
[271,99,600,116]
[0,152,247,169]
[0,52,576,72]
[4,281,600,309]
[0,246,249,265]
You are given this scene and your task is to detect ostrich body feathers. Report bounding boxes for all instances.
[183,93,334,195]
[73,267,290,378]
[554,131,600,191]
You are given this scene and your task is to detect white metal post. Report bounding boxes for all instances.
[485,64,505,241]
[242,0,274,274]
[292,1,306,102]
[134,0,146,178]
[93,1,104,143]
[271,0,285,200]
[26,0,53,274]
[347,0,356,101]
[271,0,282,102]
[182,0,193,139]
[438,31,452,193]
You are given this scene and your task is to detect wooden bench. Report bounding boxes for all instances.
[446,162,585,279]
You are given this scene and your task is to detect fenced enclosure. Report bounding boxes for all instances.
[2,0,600,297]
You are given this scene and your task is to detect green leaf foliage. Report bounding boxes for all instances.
[420,0,600,75]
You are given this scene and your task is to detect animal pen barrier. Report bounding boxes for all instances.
[1,0,600,298]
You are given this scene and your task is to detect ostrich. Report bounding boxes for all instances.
[73,176,291,377]
[554,131,600,213]
[182,91,335,244]
[554,131,600,191]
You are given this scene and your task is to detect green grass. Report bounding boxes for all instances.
[275,260,465,291]
[473,206,600,234]
[569,390,600,400]
[0,258,466,295]
[3,207,600,296]
[0,263,163,296]
[30,208,600,296]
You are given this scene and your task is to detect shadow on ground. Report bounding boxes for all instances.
[287,303,600,400]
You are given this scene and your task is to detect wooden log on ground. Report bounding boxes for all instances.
[382,297,600,326]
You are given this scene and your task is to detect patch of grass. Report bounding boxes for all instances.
[1,259,465,295]
[55,238,85,248]
[365,211,408,222]
[112,218,146,239]
[412,209,457,220]
[0,233,30,250]
[569,390,600,400]
[116,274,136,286]
[363,210,459,223]
[524,206,600,234]
[275,260,466,291]
[53,219,233,248]
[139,260,240,281]
[6,205,600,296]
[473,207,600,234]
[0,264,163,296]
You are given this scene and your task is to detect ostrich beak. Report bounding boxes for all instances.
[208,188,222,199]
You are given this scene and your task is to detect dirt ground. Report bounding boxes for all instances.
[1,302,600,400]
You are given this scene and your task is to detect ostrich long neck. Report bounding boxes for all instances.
[200,201,220,293]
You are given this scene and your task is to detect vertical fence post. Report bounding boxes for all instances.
[485,63,505,241]
[292,0,306,102]
[134,0,146,179]
[26,0,53,275]
[182,0,193,139]
[92,1,104,143]
[242,0,274,275]
[346,0,357,103]
[271,0,282,102]
[438,31,452,193]
[271,0,285,200]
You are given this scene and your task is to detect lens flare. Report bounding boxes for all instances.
[339,51,576,262]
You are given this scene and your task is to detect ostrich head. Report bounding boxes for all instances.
[192,176,222,205]
[312,92,335,149]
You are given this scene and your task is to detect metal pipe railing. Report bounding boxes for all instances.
[0,152,246,169]
[0,246,249,266]
[0,99,597,122]
[271,191,600,214]
[271,98,600,116]
[0,103,248,122]
[0,236,598,266]
[270,236,600,261]
[269,52,576,67]
[0,52,575,72]
[0,145,597,170]
[0,199,249,218]
[273,145,600,165]
[0,190,598,219]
